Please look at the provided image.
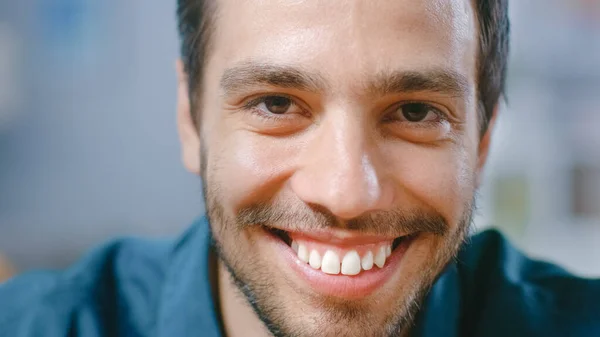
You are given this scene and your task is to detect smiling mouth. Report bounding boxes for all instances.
[266,226,413,276]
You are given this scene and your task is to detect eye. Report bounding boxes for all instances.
[243,94,308,119]
[256,95,294,115]
[239,94,311,134]
[392,102,441,123]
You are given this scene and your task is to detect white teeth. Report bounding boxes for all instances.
[361,251,374,271]
[297,244,309,263]
[374,246,386,268]
[309,250,322,269]
[341,251,361,275]
[321,250,341,275]
[292,241,390,274]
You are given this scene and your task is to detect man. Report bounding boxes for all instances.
[1,0,599,336]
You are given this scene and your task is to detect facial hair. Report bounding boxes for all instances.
[201,132,474,335]
[204,178,473,337]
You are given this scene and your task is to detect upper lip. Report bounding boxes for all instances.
[267,226,408,245]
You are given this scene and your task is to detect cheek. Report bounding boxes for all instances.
[208,132,298,213]
[386,143,476,226]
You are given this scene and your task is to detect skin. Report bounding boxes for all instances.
[177,0,498,336]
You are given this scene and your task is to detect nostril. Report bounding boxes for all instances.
[289,148,389,220]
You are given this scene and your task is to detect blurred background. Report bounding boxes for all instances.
[0,0,599,280]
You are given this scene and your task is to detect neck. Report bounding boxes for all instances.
[217,261,272,337]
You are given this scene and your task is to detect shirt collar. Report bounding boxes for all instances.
[157,216,221,337]
[410,263,462,337]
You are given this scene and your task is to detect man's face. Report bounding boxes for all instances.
[180,0,485,335]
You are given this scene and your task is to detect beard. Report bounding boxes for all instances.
[201,143,474,337]
[204,186,473,337]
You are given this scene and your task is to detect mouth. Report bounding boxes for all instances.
[262,226,416,298]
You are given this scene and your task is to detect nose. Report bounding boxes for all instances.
[290,114,394,220]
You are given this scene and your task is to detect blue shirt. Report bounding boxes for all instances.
[1,216,599,337]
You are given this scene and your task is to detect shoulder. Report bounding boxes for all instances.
[0,236,173,337]
[458,229,600,337]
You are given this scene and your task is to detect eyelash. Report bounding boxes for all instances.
[241,95,449,126]
[241,94,303,120]
[383,101,448,124]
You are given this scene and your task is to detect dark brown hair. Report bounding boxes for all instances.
[177,0,510,134]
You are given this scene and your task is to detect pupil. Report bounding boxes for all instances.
[265,96,291,114]
[402,103,428,122]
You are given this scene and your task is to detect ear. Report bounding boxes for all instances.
[176,59,202,175]
[475,103,499,187]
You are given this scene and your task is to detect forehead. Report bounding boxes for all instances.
[208,0,477,90]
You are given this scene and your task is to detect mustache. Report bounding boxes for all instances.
[235,202,449,237]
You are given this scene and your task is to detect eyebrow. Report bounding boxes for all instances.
[220,62,328,95]
[366,69,471,98]
[220,61,470,98]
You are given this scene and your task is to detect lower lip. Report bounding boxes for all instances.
[263,229,414,299]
